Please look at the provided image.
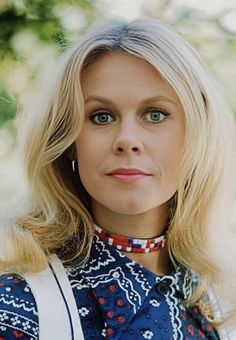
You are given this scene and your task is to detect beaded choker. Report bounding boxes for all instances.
[94,225,166,253]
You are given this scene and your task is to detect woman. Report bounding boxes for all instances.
[0,18,235,339]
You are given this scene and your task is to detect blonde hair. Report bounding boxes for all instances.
[1,18,235,321]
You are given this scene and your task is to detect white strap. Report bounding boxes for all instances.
[23,254,84,340]
[208,288,234,340]
[48,254,85,340]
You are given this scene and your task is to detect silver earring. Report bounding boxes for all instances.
[72,160,77,172]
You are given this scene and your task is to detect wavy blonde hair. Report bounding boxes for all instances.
[1,18,235,321]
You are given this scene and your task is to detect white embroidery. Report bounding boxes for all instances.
[78,307,89,317]
[80,236,116,273]
[101,328,107,337]
[0,311,9,321]
[22,319,31,330]
[0,310,38,338]
[32,325,39,336]
[112,272,120,278]
[162,275,183,340]
[149,299,160,307]
[0,295,37,314]
[10,315,21,326]
[66,268,90,290]
[126,262,153,295]
[142,330,154,339]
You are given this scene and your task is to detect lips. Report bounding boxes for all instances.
[107,168,150,176]
[106,168,151,182]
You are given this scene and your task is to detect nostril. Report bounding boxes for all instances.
[116,146,139,152]
[114,145,140,153]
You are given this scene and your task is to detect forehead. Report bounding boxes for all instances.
[81,51,181,105]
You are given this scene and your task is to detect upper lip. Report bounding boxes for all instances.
[107,168,151,175]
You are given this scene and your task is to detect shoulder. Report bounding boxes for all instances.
[0,273,38,339]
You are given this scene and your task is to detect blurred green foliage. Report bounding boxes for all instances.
[0,88,16,125]
[0,0,96,59]
[0,0,98,128]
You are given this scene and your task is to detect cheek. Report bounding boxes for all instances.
[76,129,94,160]
[76,124,113,161]
[75,132,106,178]
[154,131,184,178]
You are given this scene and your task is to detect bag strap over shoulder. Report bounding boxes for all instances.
[208,288,233,340]
[23,254,84,340]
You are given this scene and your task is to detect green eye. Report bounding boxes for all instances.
[146,109,167,123]
[150,112,161,121]
[92,113,113,124]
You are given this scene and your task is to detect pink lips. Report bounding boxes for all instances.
[107,168,151,182]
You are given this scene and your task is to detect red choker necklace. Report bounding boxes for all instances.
[94,225,166,253]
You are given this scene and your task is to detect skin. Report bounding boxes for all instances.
[75,51,185,275]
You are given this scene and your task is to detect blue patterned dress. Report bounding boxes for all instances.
[0,234,219,339]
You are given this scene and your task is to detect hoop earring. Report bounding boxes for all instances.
[72,160,78,173]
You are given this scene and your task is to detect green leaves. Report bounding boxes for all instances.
[0,88,17,126]
[0,0,98,126]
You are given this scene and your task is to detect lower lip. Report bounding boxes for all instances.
[108,174,149,182]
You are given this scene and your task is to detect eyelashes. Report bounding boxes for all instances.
[88,107,170,125]
[90,112,113,124]
[145,108,169,123]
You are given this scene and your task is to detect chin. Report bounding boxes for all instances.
[109,199,157,215]
[111,208,146,215]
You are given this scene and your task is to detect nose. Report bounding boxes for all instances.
[112,123,144,155]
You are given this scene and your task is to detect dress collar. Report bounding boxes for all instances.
[74,234,192,337]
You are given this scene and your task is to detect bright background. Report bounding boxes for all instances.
[0,0,236,216]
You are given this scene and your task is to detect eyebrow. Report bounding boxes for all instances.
[84,95,177,105]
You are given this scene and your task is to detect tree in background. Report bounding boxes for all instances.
[0,0,98,131]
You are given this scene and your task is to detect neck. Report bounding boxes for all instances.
[91,202,171,275]
[91,202,170,238]
[127,248,171,276]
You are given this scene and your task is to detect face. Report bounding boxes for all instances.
[75,52,185,220]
